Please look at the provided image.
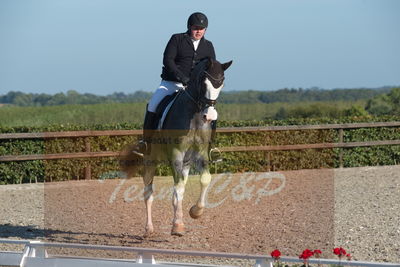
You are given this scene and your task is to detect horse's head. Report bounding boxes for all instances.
[188,58,232,116]
[202,59,233,105]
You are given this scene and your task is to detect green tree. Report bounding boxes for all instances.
[13,94,32,106]
[343,105,369,117]
[365,87,400,116]
[47,93,67,105]
[388,87,400,114]
[274,107,288,120]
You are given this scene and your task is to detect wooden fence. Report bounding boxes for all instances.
[0,122,399,179]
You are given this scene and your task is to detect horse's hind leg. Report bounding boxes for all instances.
[189,169,211,219]
[143,164,156,237]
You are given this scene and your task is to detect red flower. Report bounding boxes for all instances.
[299,249,314,260]
[346,253,352,260]
[333,247,347,257]
[313,249,322,258]
[271,249,281,259]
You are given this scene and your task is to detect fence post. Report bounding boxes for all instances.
[339,128,344,168]
[254,258,272,267]
[264,132,271,172]
[136,252,156,264]
[85,137,91,180]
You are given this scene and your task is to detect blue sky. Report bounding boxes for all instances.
[0,0,399,95]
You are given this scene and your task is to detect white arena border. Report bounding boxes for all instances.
[0,239,399,267]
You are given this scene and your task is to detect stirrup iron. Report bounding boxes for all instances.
[209,147,223,163]
[133,140,147,157]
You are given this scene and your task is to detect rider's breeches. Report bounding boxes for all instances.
[147,80,185,113]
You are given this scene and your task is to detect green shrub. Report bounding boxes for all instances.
[1,116,399,184]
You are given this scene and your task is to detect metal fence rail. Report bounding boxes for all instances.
[0,239,399,267]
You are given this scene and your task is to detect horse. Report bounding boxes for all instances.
[121,58,232,237]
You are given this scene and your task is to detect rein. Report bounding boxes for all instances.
[183,89,202,111]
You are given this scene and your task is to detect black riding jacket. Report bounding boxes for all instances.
[161,32,216,83]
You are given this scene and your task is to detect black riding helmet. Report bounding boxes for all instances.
[187,12,208,29]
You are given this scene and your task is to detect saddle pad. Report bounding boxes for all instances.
[157,92,181,129]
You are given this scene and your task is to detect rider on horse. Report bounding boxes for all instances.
[138,12,217,155]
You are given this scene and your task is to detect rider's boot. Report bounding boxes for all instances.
[137,110,158,156]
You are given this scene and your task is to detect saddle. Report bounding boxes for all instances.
[155,91,180,129]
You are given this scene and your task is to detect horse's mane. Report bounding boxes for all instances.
[188,59,209,93]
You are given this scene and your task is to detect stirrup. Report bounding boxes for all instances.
[133,141,147,157]
[209,147,223,163]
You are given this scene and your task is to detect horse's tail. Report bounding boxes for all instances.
[119,143,143,178]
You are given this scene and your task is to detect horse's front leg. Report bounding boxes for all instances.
[171,152,189,236]
[189,168,211,219]
[142,163,156,237]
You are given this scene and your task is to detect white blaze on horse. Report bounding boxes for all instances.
[121,58,232,237]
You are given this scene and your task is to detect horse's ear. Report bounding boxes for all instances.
[222,60,233,71]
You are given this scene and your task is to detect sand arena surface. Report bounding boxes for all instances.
[0,165,399,264]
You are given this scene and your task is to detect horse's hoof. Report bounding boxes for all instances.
[189,205,204,219]
[143,226,154,238]
[171,223,185,236]
[143,231,154,238]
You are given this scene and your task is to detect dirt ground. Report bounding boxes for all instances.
[40,169,334,259]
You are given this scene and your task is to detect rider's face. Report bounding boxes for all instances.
[190,26,206,40]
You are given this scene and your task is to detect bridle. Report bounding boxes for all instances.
[204,70,225,88]
[184,69,224,111]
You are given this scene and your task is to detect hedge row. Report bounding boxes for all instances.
[1,116,399,184]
